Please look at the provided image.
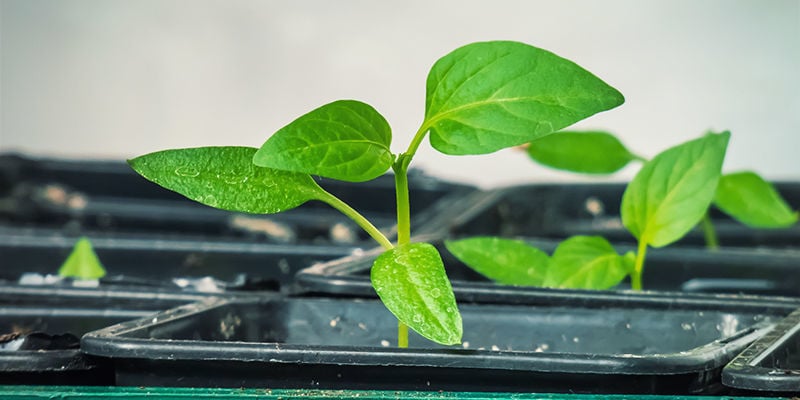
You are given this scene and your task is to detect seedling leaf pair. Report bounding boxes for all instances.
[446,236,629,290]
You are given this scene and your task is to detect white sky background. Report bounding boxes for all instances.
[1,0,798,188]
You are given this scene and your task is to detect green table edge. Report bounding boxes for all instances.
[0,386,788,399]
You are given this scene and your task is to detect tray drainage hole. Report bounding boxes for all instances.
[462,341,470,349]
[380,340,390,347]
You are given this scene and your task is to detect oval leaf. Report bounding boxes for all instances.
[58,237,106,280]
[527,131,639,174]
[714,171,798,228]
[254,100,393,182]
[129,146,323,214]
[621,131,730,248]
[445,237,549,286]
[544,236,628,290]
[371,243,462,345]
[425,41,624,155]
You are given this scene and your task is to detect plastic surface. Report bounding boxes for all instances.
[0,226,356,292]
[0,386,786,400]
[82,292,796,394]
[416,183,800,248]
[723,308,800,394]
[0,284,206,385]
[0,153,474,245]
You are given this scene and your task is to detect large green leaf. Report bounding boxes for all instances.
[371,243,462,345]
[253,100,393,182]
[527,131,639,174]
[424,41,624,155]
[58,237,107,280]
[714,171,798,228]
[621,132,730,248]
[544,236,628,289]
[445,237,549,286]
[129,146,323,214]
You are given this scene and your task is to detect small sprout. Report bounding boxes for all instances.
[58,237,106,280]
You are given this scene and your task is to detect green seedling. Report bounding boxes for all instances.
[449,131,742,290]
[525,130,798,248]
[129,40,624,346]
[58,236,107,280]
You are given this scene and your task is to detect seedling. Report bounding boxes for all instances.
[129,41,624,346]
[58,236,107,280]
[450,130,797,290]
[525,130,798,248]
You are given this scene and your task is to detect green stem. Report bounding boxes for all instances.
[398,321,409,348]
[631,239,648,291]
[393,157,412,246]
[701,212,719,251]
[316,189,394,251]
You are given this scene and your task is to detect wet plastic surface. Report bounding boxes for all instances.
[0,227,356,292]
[81,292,796,394]
[723,308,800,395]
[0,284,207,385]
[417,184,800,248]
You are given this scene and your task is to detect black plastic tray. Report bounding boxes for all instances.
[0,284,208,385]
[415,183,800,248]
[81,291,798,393]
[722,308,800,395]
[0,226,357,292]
[0,153,474,245]
[296,237,800,300]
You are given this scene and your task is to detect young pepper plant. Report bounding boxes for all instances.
[448,131,733,291]
[129,40,624,346]
[525,130,797,248]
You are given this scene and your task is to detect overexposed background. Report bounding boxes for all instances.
[1,0,798,188]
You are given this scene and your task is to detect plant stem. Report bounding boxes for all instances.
[393,157,412,246]
[316,189,394,251]
[701,212,719,251]
[388,123,431,349]
[398,321,409,348]
[631,239,648,291]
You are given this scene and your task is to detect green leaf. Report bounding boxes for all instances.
[544,236,628,289]
[253,100,393,182]
[527,131,639,174]
[424,41,624,155]
[129,146,323,214]
[714,171,798,228]
[445,237,549,286]
[371,243,462,345]
[58,237,106,280]
[621,131,730,248]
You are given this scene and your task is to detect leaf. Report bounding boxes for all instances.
[544,236,628,289]
[621,131,730,248]
[714,171,798,228]
[445,237,549,286]
[253,100,393,182]
[424,41,624,155]
[129,146,323,214]
[527,131,639,174]
[58,237,106,280]
[371,243,462,345]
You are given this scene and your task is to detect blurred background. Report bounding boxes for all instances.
[1,0,798,188]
